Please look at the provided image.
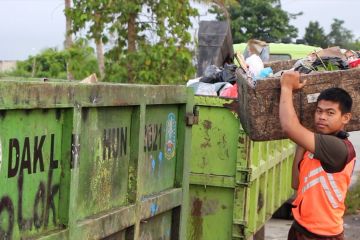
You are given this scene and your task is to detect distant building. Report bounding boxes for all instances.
[0,60,17,72]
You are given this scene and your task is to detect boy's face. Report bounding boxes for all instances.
[314,100,351,134]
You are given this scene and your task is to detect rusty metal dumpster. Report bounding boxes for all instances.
[0,79,193,240]
[187,96,295,240]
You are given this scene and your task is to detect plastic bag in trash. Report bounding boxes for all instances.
[188,82,217,96]
[349,59,360,68]
[200,64,238,84]
[200,65,222,84]
[220,63,238,84]
[294,56,348,73]
[312,56,349,71]
[186,77,201,86]
[245,54,264,79]
[204,65,222,78]
[188,81,233,96]
[220,83,238,98]
[256,67,273,80]
[243,39,270,62]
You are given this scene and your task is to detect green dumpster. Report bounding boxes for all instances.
[187,96,295,240]
[0,79,193,239]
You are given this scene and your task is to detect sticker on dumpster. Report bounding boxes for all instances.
[307,93,320,103]
[165,113,176,160]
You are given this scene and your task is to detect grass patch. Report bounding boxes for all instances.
[345,174,360,215]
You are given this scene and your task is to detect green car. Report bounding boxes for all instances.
[233,42,321,61]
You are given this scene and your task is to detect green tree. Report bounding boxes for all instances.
[304,21,329,48]
[68,0,198,84]
[210,0,299,43]
[347,39,360,50]
[327,18,354,49]
[67,0,114,80]
[9,39,98,80]
[194,0,238,22]
[64,0,74,80]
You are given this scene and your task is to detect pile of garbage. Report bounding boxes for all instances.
[187,39,271,98]
[186,63,239,98]
[293,46,359,73]
[238,45,360,89]
[188,39,360,98]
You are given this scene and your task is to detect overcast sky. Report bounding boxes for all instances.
[0,0,359,60]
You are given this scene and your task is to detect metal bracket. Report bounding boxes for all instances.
[232,220,247,239]
[186,106,199,126]
[236,167,252,187]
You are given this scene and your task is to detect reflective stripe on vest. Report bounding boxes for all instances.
[293,146,356,236]
[302,165,344,208]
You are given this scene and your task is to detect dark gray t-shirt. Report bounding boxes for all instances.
[313,134,355,173]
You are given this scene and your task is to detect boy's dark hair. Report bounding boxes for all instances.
[317,87,352,113]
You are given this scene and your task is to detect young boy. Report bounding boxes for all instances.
[279,71,356,240]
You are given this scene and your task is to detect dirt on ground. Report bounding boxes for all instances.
[344,213,360,240]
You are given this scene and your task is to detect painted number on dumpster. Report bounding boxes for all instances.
[144,124,162,152]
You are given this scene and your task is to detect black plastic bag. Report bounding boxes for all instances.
[200,64,238,84]
[295,56,349,74]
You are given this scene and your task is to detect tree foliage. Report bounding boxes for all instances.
[327,18,354,49]
[303,19,356,49]
[67,0,198,84]
[304,21,329,48]
[210,0,299,43]
[9,39,98,80]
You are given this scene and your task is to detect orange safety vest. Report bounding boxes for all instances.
[292,144,356,236]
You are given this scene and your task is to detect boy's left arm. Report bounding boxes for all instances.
[279,71,315,153]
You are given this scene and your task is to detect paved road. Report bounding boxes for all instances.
[349,131,360,173]
[265,215,360,240]
[265,131,360,240]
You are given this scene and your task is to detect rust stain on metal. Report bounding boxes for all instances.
[112,99,130,106]
[257,192,264,213]
[202,120,212,130]
[191,198,202,217]
[223,100,240,118]
[200,137,211,149]
[201,199,219,216]
[201,120,212,149]
[89,87,101,104]
[222,135,230,159]
[191,197,219,216]
[190,198,203,239]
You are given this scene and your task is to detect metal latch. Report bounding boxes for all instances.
[236,167,252,187]
[186,106,199,126]
[232,219,247,239]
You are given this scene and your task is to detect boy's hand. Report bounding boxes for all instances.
[280,71,306,90]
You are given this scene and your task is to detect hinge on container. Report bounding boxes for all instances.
[236,167,252,186]
[232,220,247,239]
[186,106,199,126]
